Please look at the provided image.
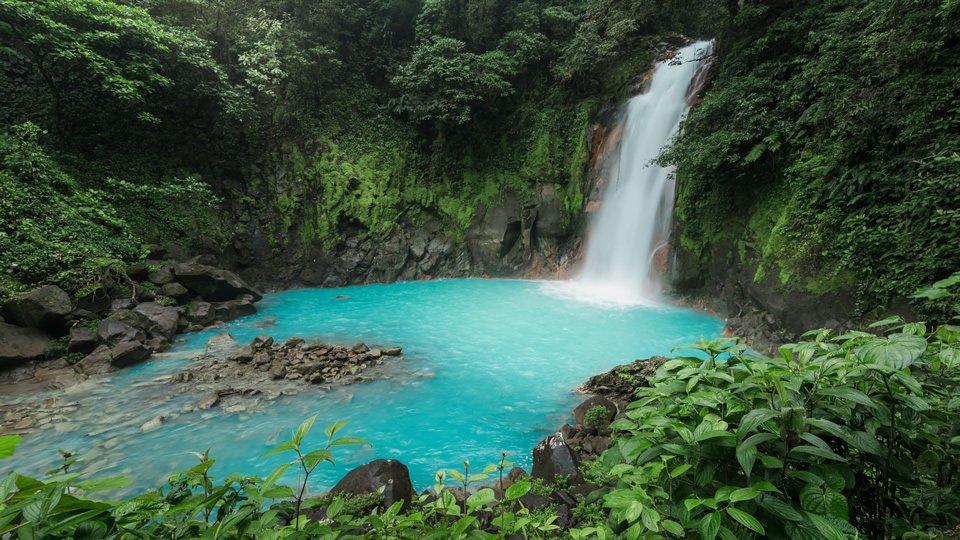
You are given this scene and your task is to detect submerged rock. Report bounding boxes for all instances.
[140,414,168,432]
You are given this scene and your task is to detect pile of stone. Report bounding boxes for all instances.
[164,334,406,415]
[231,335,403,385]
[0,242,263,389]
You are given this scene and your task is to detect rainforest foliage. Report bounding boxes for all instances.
[0,0,723,300]
[664,0,960,321]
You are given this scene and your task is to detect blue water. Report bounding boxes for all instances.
[3,279,724,496]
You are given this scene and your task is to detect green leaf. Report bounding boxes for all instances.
[726,507,765,534]
[759,497,804,521]
[736,445,757,476]
[0,436,21,460]
[324,420,349,439]
[737,409,780,436]
[261,463,291,491]
[670,464,692,478]
[729,487,761,502]
[466,488,495,507]
[817,388,878,410]
[641,507,661,532]
[326,498,344,519]
[695,430,735,443]
[858,334,927,370]
[446,469,465,483]
[699,511,721,540]
[505,481,530,500]
[295,416,317,445]
[806,512,847,540]
[302,449,334,469]
[328,436,371,447]
[789,445,847,462]
[662,519,684,535]
[259,440,296,458]
[75,476,131,493]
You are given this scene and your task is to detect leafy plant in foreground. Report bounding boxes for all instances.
[589,323,960,539]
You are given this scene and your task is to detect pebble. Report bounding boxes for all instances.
[14,418,35,429]
[139,415,168,432]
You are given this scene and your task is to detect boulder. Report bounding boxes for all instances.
[331,459,416,511]
[110,339,153,368]
[351,342,370,354]
[269,363,287,380]
[148,265,176,285]
[133,302,181,340]
[573,395,618,426]
[96,319,142,344]
[126,262,151,281]
[0,322,52,367]
[235,345,255,363]
[77,345,116,375]
[110,309,152,331]
[167,243,189,261]
[211,298,257,323]
[531,432,583,487]
[160,282,190,303]
[76,286,111,314]
[185,300,215,326]
[173,263,263,302]
[197,392,220,410]
[110,299,136,312]
[251,335,274,349]
[383,347,402,356]
[67,326,98,354]
[5,285,71,331]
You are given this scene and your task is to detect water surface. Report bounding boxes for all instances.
[4,279,724,495]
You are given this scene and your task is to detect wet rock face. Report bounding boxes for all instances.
[531,432,584,487]
[332,459,417,511]
[174,263,263,302]
[223,182,583,290]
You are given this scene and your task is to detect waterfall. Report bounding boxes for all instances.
[572,41,713,305]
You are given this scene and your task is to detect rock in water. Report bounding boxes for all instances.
[110,340,153,368]
[197,393,220,410]
[331,459,416,511]
[206,332,238,353]
[531,432,583,486]
[140,415,168,432]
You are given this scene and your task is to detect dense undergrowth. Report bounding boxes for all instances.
[663,0,960,321]
[2,279,959,539]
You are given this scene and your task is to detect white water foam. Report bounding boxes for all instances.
[547,41,713,306]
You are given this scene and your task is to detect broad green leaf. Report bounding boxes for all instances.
[790,445,847,462]
[328,437,371,447]
[806,512,847,540]
[670,464,692,478]
[75,476,131,493]
[695,430,735,443]
[858,333,927,370]
[900,394,930,411]
[699,511,721,540]
[0,436,21,460]
[726,507,764,534]
[295,416,317,445]
[258,440,296,458]
[729,487,761,502]
[468,473,489,483]
[737,409,780,436]
[261,463,290,491]
[662,519,684,535]
[817,388,878,410]
[504,481,530,500]
[302,449,335,469]
[326,498,344,519]
[446,469,466,483]
[466,488,495,507]
[324,420,349,439]
[759,497,804,521]
[640,507,661,532]
[482,464,497,475]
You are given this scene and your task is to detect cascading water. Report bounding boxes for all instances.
[571,41,713,304]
